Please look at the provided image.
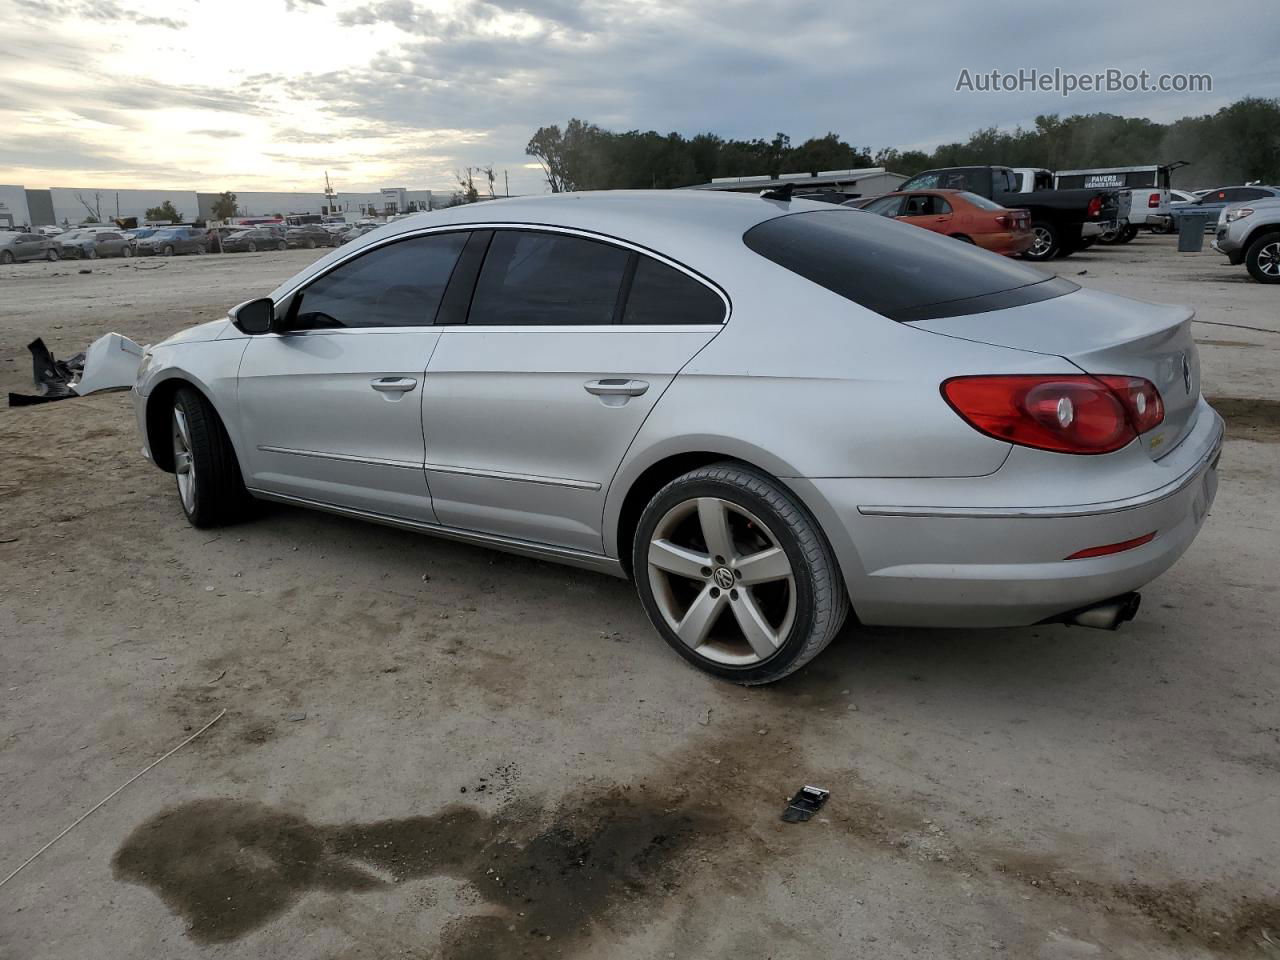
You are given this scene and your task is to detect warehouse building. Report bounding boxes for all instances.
[3,184,433,228]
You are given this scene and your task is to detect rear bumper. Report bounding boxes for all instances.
[798,402,1224,628]
[974,231,1034,256]
[1081,221,1114,239]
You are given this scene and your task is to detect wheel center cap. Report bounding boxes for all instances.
[713,566,735,590]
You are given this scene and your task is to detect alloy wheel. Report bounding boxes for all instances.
[173,405,196,514]
[1259,242,1280,277]
[646,497,796,665]
[1030,226,1053,257]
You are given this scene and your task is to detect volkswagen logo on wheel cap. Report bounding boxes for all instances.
[713,567,735,590]
[1181,353,1193,394]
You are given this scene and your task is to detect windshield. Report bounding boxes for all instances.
[743,210,1077,322]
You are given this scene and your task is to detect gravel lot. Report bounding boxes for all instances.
[1,235,1278,959]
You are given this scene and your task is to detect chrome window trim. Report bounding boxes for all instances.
[273,221,730,328]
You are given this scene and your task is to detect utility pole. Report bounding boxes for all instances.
[504,169,510,197]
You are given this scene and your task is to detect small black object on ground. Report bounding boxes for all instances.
[781,785,830,823]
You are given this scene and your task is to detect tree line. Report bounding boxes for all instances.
[525,97,1280,193]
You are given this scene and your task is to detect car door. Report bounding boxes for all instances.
[236,230,470,521]
[897,194,952,234]
[17,233,41,261]
[421,228,727,555]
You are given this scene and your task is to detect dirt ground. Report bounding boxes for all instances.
[1,235,1278,960]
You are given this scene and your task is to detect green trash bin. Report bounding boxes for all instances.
[1177,214,1213,252]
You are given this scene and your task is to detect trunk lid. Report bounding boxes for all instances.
[913,287,1202,459]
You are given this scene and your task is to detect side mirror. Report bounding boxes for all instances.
[230,297,275,335]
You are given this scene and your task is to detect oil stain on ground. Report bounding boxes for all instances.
[1207,395,1280,443]
[112,790,716,958]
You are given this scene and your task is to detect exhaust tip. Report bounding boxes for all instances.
[1044,592,1142,631]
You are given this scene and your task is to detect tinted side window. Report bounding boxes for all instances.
[743,210,1078,323]
[1235,188,1270,201]
[292,232,467,329]
[623,257,724,325]
[468,231,628,326]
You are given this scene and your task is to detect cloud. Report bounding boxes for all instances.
[12,0,186,28]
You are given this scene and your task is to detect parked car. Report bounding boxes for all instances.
[36,225,65,237]
[135,227,208,256]
[857,189,1033,256]
[1212,197,1280,283]
[1171,185,1280,233]
[59,229,135,259]
[286,224,338,249]
[1169,190,1200,205]
[338,223,380,244]
[0,231,59,263]
[133,191,1221,684]
[897,165,1124,260]
[222,229,287,253]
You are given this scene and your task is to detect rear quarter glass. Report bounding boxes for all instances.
[743,210,1078,322]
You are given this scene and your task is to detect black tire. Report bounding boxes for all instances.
[47,248,59,261]
[170,386,254,528]
[1244,232,1280,284]
[277,240,286,251]
[632,462,848,685]
[0,250,12,265]
[86,246,97,260]
[247,241,257,253]
[1022,221,1058,260]
[163,244,175,257]
[1117,225,1138,243]
[305,238,316,249]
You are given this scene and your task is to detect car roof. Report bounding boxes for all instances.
[270,190,836,302]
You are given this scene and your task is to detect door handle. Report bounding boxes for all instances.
[370,377,418,393]
[584,378,649,397]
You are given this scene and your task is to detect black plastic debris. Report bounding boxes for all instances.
[8,338,85,406]
[781,785,830,823]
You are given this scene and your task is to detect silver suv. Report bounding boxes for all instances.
[1212,197,1280,283]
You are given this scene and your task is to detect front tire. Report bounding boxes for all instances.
[163,245,175,257]
[171,386,253,528]
[0,250,13,264]
[247,241,257,253]
[47,248,59,261]
[122,245,134,258]
[1245,232,1280,284]
[633,462,848,684]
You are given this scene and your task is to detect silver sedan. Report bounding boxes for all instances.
[132,192,1222,683]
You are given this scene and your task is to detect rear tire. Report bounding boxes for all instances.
[277,240,286,251]
[1022,221,1058,260]
[122,245,134,258]
[163,245,175,257]
[633,462,848,685]
[86,246,97,260]
[47,248,59,261]
[247,241,257,253]
[0,250,12,264]
[170,386,253,528]
[1245,232,1280,284]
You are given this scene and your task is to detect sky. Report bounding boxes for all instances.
[2,0,1277,197]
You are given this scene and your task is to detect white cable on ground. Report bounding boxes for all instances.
[0,708,226,890]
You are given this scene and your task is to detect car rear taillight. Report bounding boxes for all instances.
[1148,192,1160,208]
[941,375,1165,455]
[994,214,1010,227]
[1087,196,1102,218]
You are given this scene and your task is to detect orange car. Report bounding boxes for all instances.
[854,189,1034,256]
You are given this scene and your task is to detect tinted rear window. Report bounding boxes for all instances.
[743,210,1077,322]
